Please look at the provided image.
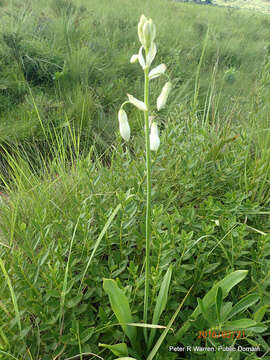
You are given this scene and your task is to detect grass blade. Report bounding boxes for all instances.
[147,286,192,360]
[0,259,21,334]
[148,265,172,349]
[79,204,121,290]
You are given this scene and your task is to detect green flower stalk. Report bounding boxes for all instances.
[117,14,172,343]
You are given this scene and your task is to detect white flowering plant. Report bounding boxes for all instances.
[101,15,174,359]
[100,15,261,360]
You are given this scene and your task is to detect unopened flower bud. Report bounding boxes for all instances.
[138,15,147,46]
[150,122,160,151]
[157,82,172,111]
[127,94,147,111]
[118,109,130,141]
[130,54,139,64]
[143,21,152,49]
[138,15,156,49]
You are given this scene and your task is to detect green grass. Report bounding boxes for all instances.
[0,0,269,359]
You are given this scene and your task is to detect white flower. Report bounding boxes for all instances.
[157,82,172,111]
[130,54,139,64]
[144,115,155,132]
[118,109,130,141]
[149,64,166,80]
[138,46,146,69]
[138,15,147,46]
[137,15,156,49]
[127,93,147,111]
[150,122,160,151]
[146,42,157,67]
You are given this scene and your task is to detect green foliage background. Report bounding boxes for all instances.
[0,0,269,359]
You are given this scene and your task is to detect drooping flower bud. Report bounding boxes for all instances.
[130,54,139,64]
[118,109,130,141]
[127,94,147,111]
[157,81,172,111]
[150,122,160,151]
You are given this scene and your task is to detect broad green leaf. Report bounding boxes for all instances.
[197,298,209,323]
[148,266,172,349]
[192,270,248,318]
[103,279,137,350]
[246,338,261,347]
[99,343,128,357]
[224,293,260,322]
[244,324,268,333]
[66,294,83,308]
[254,305,268,322]
[176,270,248,341]
[222,319,257,330]
[215,287,222,324]
[115,358,137,360]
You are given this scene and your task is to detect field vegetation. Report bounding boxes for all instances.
[0,0,270,359]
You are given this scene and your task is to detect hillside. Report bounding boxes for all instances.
[0,0,269,359]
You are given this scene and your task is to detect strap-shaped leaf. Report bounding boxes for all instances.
[254,305,268,322]
[148,266,172,348]
[222,319,257,330]
[103,279,137,350]
[215,287,223,324]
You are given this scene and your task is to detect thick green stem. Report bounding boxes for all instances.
[143,53,151,343]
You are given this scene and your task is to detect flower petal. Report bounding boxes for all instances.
[138,46,146,69]
[146,42,157,67]
[149,64,166,80]
[127,94,147,111]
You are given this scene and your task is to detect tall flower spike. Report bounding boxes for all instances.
[150,122,160,151]
[118,109,130,141]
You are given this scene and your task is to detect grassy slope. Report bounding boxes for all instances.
[213,0,270,14]
[0,0,269,359]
